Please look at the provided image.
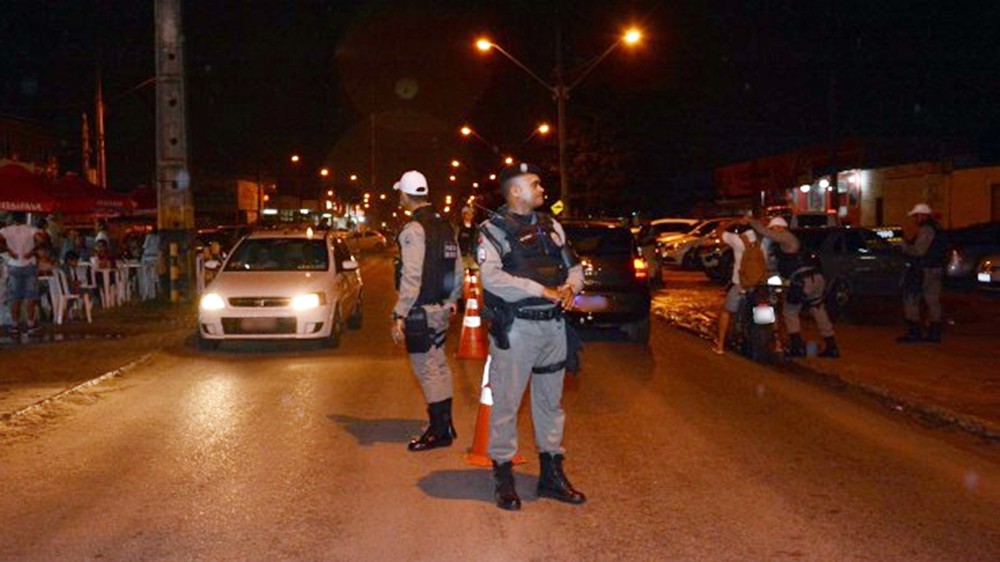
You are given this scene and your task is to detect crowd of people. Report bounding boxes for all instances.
[0,212,161,333]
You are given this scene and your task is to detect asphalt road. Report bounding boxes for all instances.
[1,255,997,561]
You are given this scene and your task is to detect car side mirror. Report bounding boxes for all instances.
[341,259,359,271]
[204,259,221,270]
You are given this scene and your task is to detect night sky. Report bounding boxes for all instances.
[2,0,998,213]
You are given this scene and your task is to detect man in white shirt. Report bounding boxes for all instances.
[0,212,45,332]
[713,220,766,354]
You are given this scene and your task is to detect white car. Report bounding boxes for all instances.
[344,230,388,254]
[197,228,363,349]
[657,218,729,269]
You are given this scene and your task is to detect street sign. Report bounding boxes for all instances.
[551,200,564,215]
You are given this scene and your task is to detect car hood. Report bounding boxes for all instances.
[207,270,332,297]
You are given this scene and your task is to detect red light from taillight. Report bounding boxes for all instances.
[633,257,648,280]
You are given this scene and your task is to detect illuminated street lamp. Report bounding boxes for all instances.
[537,123,551,135]
[460,125,473,136]
[290,154,300,163]
[320,168,329,177]
[476,27,643,215]
[449,175,457,182]
[489,174,497,181]
[504,156,514,165]
[451,160,461,168]
[350,174,358,182]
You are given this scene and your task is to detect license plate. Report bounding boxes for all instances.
[572,294,609,312]
[241,317,278,333]
[978,272,992,283]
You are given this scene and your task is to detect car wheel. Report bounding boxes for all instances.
[624,316,651,344]
[196,333,220,351]
[347,295,363,330]
[327,308,343,349]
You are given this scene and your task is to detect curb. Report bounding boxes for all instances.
[652,309,1000,443]
[0,353,155,423]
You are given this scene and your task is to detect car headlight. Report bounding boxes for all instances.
[200,293,225,311]
[291,293,323,310]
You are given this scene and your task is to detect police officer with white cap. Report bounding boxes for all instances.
[477,162,586,511]
[748,215,839,358]
[898,203,947,343]
[390,170,464,451]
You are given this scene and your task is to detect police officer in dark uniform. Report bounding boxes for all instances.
[898,203,947,343]
[390,170,464,451]
[477,162,586,511]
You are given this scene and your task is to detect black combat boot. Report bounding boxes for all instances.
[925,323,943,343]
[408,400,454,452]
[818,336,840,358]
[537,453,587,505]
[785,333,806,358]
[896,321,923,343]
[492,460,521,511]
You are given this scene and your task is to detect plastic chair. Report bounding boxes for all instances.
[55,268,93,324]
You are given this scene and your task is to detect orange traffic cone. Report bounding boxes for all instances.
[465,356,526,467]
[457,286,488,360]
[462,269,473,302]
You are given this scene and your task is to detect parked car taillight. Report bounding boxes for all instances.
[633,257,648,280]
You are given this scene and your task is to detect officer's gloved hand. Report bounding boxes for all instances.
[556,284,575,309]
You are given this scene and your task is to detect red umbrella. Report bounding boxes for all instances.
[48,173,134,216]
[0,163,57,213]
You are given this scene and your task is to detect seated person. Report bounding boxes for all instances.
[253,247,279,270]
[92,240,116,269]
[35,244,58,276]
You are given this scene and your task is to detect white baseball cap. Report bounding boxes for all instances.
[393,170,429,196]
[907,203,932,216]
[767,217,789,229]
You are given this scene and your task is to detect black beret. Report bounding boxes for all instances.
[497,162,543,184]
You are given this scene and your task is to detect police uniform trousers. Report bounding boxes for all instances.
[783,272,835,338]
[904,267,943,323]
[487,315,567,463]
[407,304,454,404]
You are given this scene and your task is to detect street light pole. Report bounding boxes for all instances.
[477,27,641,216]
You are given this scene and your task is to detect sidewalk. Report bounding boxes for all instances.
[0,301,196,417]
[652,288,1000,441]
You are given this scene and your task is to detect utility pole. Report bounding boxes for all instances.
[554,26,570,215]
[95,70,107,189]
[155,0,195,302]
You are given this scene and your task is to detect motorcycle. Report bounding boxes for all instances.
[730,276,783,363]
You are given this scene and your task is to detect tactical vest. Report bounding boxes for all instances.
[398,206,459,306]
[774,243,803,279]
[922,221,948,269]
[483,210,569,308]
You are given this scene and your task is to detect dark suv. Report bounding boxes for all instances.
[561,221,652,343]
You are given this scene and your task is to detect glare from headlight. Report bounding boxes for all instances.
[200,293,225,311]
[291,293,322,310]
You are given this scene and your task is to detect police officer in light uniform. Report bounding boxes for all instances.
[748,216,839,358]
[898,203,947,343]
[390,170,464,451]
[477,162,586,511]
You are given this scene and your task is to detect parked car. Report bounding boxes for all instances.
[794,227,909,317]
[561,221,652,343]
[197,228,363,350]
[635,218,701,264]
[657,218,732,270]
[344,230,388,254]
[977,253,1000,291]
[697,219,739,283]
[790,211,839,229]
[944,222,1000,280]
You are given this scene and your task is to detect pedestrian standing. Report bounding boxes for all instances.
[0,212,45,333]
[457,206,478,271]
[478,162,586,511]
[748,216,839,358]
[898,203,947,343]
[390,170,464,452]
[713,219,765,355]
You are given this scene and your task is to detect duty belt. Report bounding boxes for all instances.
[515,307,562,321]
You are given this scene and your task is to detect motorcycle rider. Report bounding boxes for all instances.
[748,216,839,358]
[714,219,767,354]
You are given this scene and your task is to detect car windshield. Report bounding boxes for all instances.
[690,220,722,236]
[651,222,694,236]
[564,226,633,256]
[224,238,329,271]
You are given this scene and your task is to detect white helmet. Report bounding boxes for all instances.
[907,203,932,216]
